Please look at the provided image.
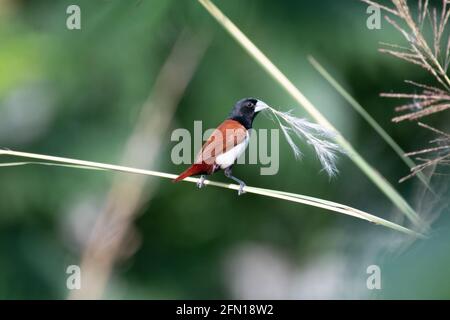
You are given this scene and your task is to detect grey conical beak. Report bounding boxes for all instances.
[255,100,270,113]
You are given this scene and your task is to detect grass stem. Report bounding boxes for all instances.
[0,149,423,238]
[308,56,433,190]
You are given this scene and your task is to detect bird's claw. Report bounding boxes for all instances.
[197,176,206,189]
[238,182,246,196]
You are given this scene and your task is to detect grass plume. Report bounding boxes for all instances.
[266,107,342,177]
[361,0,450,182]
[400,122,450,182]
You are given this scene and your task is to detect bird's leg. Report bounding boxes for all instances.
[224,167,246,196]
[196,175,206,189]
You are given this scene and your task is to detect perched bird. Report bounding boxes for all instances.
[173,98,269,195]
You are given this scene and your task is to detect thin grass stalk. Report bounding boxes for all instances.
[0,149,423,237]
[197,0,422,227]
[308,56,433,189]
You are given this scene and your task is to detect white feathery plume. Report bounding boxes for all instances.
[265,107,343,177]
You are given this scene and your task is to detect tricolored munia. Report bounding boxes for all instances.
[173,98,269,195]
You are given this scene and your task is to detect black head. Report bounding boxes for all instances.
[228,98,268,129]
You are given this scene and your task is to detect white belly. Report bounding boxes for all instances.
[215,133,249,169]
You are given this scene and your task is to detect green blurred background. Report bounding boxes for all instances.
[0,0,449,299]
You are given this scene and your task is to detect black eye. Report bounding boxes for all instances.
[246,102,253,108]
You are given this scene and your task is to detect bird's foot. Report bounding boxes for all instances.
[238,182,246,196]
[196,175,206,189]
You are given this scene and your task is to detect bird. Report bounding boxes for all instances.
[173,98,269,195]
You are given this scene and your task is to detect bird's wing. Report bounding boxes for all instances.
[195,119,247,165]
